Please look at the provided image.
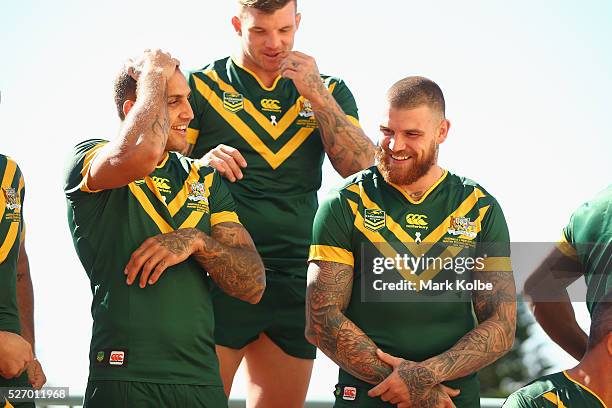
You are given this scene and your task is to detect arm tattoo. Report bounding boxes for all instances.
[155,228,199,255]
[306,261,392,383]
[309,80,375,177]
[410,271,517,385]
[150,84,170,147]
[193,222,265,304]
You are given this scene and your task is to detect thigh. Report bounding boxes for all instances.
[215,344,246,396]
[243,333,314,408]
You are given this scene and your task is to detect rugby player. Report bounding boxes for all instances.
[184,0,375,405]
[306,76,517,407]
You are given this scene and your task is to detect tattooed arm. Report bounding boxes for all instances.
[280,52,375,177]
[305,260,392,383]
[125,223,265,304]
[368,271,515,406]
[88,49,179,191]
[16,241,46,389]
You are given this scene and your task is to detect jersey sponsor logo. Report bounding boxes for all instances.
[406,213,428,229]
[2,187,20,211]
[223,92,244,112]
[342,386,357,401]
[260,98,281,112]
[151,177,171,194]
[448,216,477,239]
[96,351,105,363]
[364,209,386,231]
[109,350,125,366]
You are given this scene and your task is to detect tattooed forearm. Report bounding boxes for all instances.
[308,82,375,177]
[413,271,516,385]
[306,261,392,383]
[192,222,265,304]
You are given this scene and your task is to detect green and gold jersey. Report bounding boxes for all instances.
[557,185,611,314]
[0,154,25,335]
[503,371,607,407]
[309,167,511,408]
[186,57,360,277]
[64,139,240,385]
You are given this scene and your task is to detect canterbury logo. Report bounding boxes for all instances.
[406,213,428,226]
[151,177,171,191]
[261,99,281,110]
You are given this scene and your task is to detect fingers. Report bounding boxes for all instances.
[125,237,159,285]
[28,361,46,390]
[204,145,247,182]
[440,385,460,397]
[367,377,390,397]
[376,348,402,367]
[138,250,169,289]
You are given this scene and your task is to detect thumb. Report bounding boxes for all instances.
[376,348,402,367]
[440,385,461,397]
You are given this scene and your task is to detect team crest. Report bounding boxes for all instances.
[223,92,244,112]
[448,216,477,238]
[96,351,105,363]
[2,187,20,211]
[298,99,314,118]
[364,209,386,231]
[188,182,208,203]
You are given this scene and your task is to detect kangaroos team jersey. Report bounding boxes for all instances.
[0,154,25,335]
[186,57,360,277]
[557,185,612,314]
[64,139,240,384]
[503,371,607,407]
[309,167,512,407]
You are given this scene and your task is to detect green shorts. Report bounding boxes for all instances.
[211,272,316,359]
[0,372,35,408]
[83,379,227,408]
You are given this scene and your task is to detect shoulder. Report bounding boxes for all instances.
[445,171,503,208]
[508,372,564,401]
[185,57,229,78]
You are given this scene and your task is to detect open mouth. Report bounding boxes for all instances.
[171,125,187,134]
[390,154,412,162]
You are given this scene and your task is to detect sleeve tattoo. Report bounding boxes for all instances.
[305,260,392,383]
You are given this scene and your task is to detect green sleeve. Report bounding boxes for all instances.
[207,170,240,226]
[63,139,109,197]
[477,198,512,272]
[309,190,355,266]
[329,78,359,121]
[502,392,537,408]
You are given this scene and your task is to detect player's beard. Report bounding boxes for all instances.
[376,140,438,185]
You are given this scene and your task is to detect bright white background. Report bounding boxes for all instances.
[1,0,611,401]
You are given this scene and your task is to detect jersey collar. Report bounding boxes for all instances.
[155,152,170,169]
[563,370,608,407]
[386,169,449,205]
[230,56,282,91]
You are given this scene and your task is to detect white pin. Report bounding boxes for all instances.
[270,115,278,126]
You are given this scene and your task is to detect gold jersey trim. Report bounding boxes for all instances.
[308,245,355,267]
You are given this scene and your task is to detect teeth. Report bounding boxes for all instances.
[172,125,187,130]
[391,155,410,160]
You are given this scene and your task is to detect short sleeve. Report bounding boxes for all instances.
[308,190,355,267]
[63,139,109,197]
[207,170,240,226]
[557,213,578,260]
[329,78,360,127]
[477,198,512,272]
[502,392,535,408]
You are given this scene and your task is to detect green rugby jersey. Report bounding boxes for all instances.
[503,371,607,407]
[309,166,511,407]
[64,139,240,384]
[0,154,25,335]
[186,57,360,277]
[557,186,611,314]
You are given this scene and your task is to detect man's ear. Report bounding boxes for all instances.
[231,15,242,35]
[123,100,135,118]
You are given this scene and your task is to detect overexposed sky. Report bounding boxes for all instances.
[1,0,611,401]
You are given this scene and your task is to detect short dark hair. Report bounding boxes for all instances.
[587,290,612,350]
[238,0,296,13]
[387,76,446,118]
[113,67,137,121]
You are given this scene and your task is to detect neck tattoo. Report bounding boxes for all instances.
[410,191,424,200]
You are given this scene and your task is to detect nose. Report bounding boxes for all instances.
[387,135,406,152]
[181,100,194,122]
[264,31,282,50]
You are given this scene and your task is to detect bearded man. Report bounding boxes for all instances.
[305,76,517,407]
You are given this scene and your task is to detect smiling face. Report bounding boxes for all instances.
[232,1,300,75]
[163,69,194,153]
[376,104,449,186]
